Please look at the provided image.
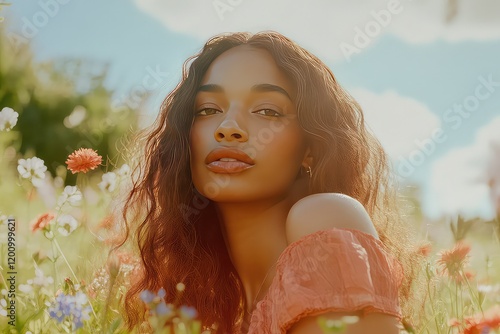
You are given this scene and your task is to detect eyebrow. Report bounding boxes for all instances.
[197,83,292,101]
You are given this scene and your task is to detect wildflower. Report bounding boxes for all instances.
[483,305,500,328]
[48,291,92,330]
[65,148,102,174]
[140,288,175,317]
[56,214,78,236]
[97,214,114,230]
[461,304,500,333]
[116,163,130,177]
[17,157,47,187]
[0,213,9,225]
[31,212,55,233]
[88,267,109,299]
[98,172,117,192]
[114,251,138,276]
[20,268,54,293]
[453,269,475,284]
[32,268,54,287]
[416,242,432,257]
[0,299,7,316]
[436,241,471,279]
[140,290,156,304]
[478,284,500,294]
[179,305,198,320]
[56,185,82,209]
[19,284,33,293]
[0,107,19,131]
[156,302,174,317]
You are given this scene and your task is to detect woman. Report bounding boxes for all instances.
[121,31,420,333]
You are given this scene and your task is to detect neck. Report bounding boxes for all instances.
[215,198,291,311]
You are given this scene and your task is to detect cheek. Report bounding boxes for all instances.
[255,124,306,174]
[189,124,208,182]
[189,123,209,162]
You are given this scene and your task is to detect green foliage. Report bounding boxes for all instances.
[0,24,137,185]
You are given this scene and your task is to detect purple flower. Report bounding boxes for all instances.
[179,305,198,320]
[48,292,91,330]
[140,290,155,303]
[140,288,177,317]
[156,302,174,316]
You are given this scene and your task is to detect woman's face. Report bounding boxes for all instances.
[189,45,311,203]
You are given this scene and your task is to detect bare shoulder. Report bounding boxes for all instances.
[285,193,379,245]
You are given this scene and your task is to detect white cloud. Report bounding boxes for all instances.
[426,116,500,219]
[350,88,440,159]
[133,0,500,62]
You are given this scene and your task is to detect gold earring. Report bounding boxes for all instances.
[305,166,312,178]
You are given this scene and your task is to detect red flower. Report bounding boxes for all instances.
[416,242,432,257]
[97,214,114,230]
[453,269,476,284]
[484,305,500,328]
[436,241,471,279]
[462,305,500,334]
[65,148,102,174]
[31,212,55,233]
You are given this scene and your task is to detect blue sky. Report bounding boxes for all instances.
[4,0,500,218]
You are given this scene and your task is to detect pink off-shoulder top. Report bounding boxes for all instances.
[235,227,404,334]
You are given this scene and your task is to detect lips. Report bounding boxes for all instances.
[205,147,255,174]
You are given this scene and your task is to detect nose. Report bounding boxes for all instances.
[214,112,248,142]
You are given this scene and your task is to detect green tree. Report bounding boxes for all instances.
[0,24,138,184]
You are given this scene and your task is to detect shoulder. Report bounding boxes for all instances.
[285,193,379,246]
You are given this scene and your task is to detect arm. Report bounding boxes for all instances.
[285,193,400,334]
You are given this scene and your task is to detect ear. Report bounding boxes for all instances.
[301,146,313,169]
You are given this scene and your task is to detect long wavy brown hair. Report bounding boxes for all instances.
[120,31,424,333]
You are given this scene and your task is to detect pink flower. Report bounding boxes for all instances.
[436,242,471,279]
[31,212,55,233]
[65,148,102,174]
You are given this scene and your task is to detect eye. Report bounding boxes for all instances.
[196,108,221,116]
[253,109,282,117]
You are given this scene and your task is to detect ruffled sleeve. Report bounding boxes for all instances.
[247,227,403,334]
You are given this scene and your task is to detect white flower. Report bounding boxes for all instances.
[19,284,33,293]
[32,268,54,287]
[0,107,19,131]
[98,172,117,192]
[116,164,130,177]
[0,213,8,226]
[17,157,47,187]
[75,291,88,305]
[19,268,54,294]
[56,214,78,236]
[0,298,7,317]
[56,185,82,209]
